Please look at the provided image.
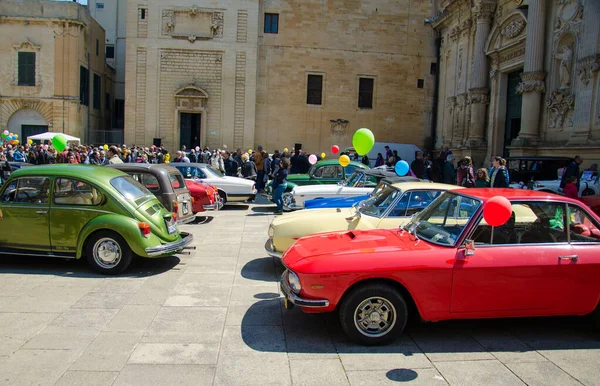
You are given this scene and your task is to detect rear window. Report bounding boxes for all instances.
[169,173,185,190]
[110,175,152,200]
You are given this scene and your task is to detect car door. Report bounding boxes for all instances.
[451,201,577,314]
[50,178,105,253]
[565,204,600,314]
[0,176,51,251]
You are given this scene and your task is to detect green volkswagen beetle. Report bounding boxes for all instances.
[263,159,369,200]
[0,165,194,274]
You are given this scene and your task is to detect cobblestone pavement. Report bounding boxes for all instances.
[1,200,600,385]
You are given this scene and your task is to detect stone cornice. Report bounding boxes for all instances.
[468,87,490,105]
[472,3,496,24]
[516,71,547,94]
[577,54,600,86]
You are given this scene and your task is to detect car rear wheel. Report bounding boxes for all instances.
[339,283,407,345]
[86,231,132,275]
[218,190,227,204]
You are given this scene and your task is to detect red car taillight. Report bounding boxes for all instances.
[173,201,179,213]
[138,222,151,238]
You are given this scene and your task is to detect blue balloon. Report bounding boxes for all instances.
[395,160,410,176]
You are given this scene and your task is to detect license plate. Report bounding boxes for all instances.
[182,202,189,215]
[165,218,177,234]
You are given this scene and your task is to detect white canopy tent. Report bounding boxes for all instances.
[27,132,81,144]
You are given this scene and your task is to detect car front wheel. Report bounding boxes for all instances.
[339,283,407,345]
[86,231,133,275]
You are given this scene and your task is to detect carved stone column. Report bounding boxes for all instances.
[468,2,495,144]
[516,0,547,141]
[445,97,457,146]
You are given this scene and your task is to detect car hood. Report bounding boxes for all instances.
[305,195,369,209]
[219,176,255,187]
[282,228,436,273]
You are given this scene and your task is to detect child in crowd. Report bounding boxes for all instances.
[563,176,579,199]
[475,168,490,187]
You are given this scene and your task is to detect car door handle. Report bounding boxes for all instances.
[36,210,48,214]
[559,255,578,262]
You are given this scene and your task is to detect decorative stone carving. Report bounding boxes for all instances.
[161,7,224,40]
[501,19,525,39]
[161,10,175,35]
[516,71,547,94]
[554,44,574,89]
[546,89,574,131]
[330,119,349,135]
[187,34,197,43]
[468,88,490,104]
[473,3,496,23]
[499,47,525,64]
[456,93,468,110]
[460,20,472,37]
[577,54,600,86]
[174,85,209,110]
[554,0,583,38]
[457,48,463,87]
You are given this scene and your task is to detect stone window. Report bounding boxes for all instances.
[417,79,424,89]
[105,93,111,110]
[93,73,101,110]
[307,74,323,105]
[430,63,437,75]
[264,13,279,34]
[80,66,90,106]
[106,45,114,59]
[17,52,36,86]
[96,3,104,9]
[358,77,374,109]
[141,8,147,20]
[96,39,99,56]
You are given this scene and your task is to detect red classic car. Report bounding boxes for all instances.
[280,189,600,345]
[184,179,222,213]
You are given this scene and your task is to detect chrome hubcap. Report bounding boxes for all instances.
[354,297,397,338]
[93,238,122,269]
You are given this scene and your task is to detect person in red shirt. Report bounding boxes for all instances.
[563,176,579,199]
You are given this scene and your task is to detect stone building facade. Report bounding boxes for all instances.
[432,0,600,166]
[124,0,259,151]
[124,0,438,153]
[0,0,114,144]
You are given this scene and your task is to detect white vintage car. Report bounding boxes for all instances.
[172,163,257,203]
[282,169,398,211]
[510,171,599,197]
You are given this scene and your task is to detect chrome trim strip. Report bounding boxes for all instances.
[280,273,329,308]
[177,215,196,225]
[265,238,282,259]
[0,250,77,259]
[145,232,194,256]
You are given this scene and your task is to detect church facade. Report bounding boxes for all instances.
[431,0,600,166]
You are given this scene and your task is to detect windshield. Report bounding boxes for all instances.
[360,185,401,217]
[204,165,224,178]
[370,181,389,197]
[345,170,364,187]
[406,192,482,246]
[110,175,153,201]
[308,163,317,176]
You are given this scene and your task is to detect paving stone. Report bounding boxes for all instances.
[0,288,85,313]
[69,331,143,372]
[175,273,235,287]
[0,312,58,340]
[409,330,495,362]
[184,262,238,274]
[534,349,600,386]
[220,325,286,355]
[128,343,219,365]
[0,349,82,385]
[49,308,119,330]
[214,354,291,386]
[72,292,132,309]
[22,326,99,350]
[336,337,433,371]
[91,278,147,293]
[113,364,215,386]
[143,307,226,344]
[164,286,231,307]
[225,299,282,326]
[505,362,582,386]
[471,329,547,364]
[104,304,161,332]
[289,358,349,386]
[346,368,448,385]
[230,285,280,302]
[54,370,119,386]
[0,336,27,356]
[435,360,525,386]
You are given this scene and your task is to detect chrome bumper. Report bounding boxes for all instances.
[145,232,195,257]
[265,238,282,259]
[203,197,223,211]
[177,215,196,225]
[280,272,329,308]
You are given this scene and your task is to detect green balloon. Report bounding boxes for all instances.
[352,128,375,156]
[52,134,68,152]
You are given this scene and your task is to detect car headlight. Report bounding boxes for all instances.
[268,224,274,238]
[287,270,301,293]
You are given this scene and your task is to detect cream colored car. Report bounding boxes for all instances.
[265,182,459,257]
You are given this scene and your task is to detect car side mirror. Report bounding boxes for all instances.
[464,239,475,256]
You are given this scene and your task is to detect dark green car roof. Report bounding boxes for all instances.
[9,164,127,184]
[313,159,369,168]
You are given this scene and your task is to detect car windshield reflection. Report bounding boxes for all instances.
[360,186,401,217]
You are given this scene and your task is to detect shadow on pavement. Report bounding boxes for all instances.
[0,254,181,278]
[240,257,280,283]
[189,215,215,225]
[386,369,418,382]
[222,204,250,211]
[251,206,277,213]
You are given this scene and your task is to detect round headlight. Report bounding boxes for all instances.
[268,224,274,238]
[287,270,301,293]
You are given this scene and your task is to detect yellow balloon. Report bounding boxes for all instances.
[15,135,18,139]
[321,152,326,159]
[283,147,289,153]
[103,144,109,150]
[27,139,33,145]
[248,149,253,154]
[339,155,350,167]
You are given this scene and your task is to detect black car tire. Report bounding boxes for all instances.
[218,190,227,204]
[85,231,133,275]
[339,283,408,345]
[592,303,600,328]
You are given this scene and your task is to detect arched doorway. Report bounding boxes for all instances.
[7,109,48,139]
[173,85,208,150]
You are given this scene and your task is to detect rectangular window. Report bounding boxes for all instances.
[96,39,99,56]
[430,63,437,75]
[140,8,146,20]
[18,52,36,86]
[105,93,111,110]
[358,77,374,109]
[306,74,323,105]
[80,66,89,106]
[264,13,279,34]
[105,45,115,59]
[96,3,104,9]
[93,73,101,110]
[417,79,424,88]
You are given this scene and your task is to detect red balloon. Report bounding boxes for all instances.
[483,196,512,227]
[331,145,340,154]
